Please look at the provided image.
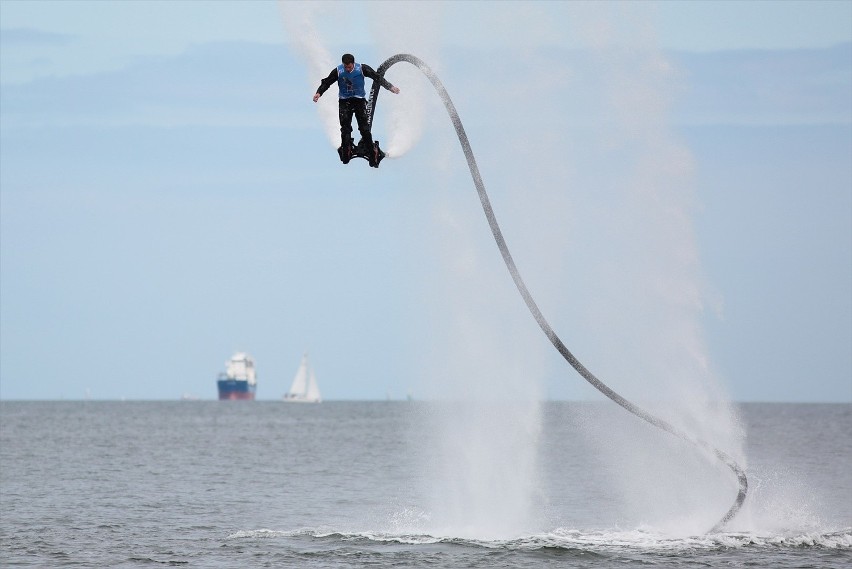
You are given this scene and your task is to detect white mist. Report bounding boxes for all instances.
[278,1,341,146]
[559,4,747,534]
[416,203,546,538]
[281,0,748,537]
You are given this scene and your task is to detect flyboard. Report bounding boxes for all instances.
[364,53,748,533]
[338,138,385,168]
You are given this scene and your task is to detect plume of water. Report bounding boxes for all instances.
[416,186,546,539]
[278,1,338,145]
[556,4,747,533]
[280,0,749,537]
[278,1,546,539]
[368,1,442,157]
[279,0,436,153]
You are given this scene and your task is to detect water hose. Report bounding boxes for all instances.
[368,53,747,532]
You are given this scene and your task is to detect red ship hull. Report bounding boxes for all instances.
[217,379,256,400]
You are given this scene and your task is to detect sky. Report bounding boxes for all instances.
[0,0,850,402]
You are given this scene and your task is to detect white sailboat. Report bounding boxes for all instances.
[283,353,322,403]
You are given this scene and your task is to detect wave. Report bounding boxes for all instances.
[227,526,852,551]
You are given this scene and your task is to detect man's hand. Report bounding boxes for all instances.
[313,93,321,102]
[391,87,400,94]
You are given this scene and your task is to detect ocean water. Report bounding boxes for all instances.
[1,401,849,568]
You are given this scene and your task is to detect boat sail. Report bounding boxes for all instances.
[283,353,322,403]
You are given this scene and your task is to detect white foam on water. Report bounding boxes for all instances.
[228,526,852,551]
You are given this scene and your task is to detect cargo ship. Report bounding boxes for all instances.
[217,352,257,400]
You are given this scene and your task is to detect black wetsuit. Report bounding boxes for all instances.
[315,64,396,149]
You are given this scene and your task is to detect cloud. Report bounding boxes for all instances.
[0,41,307,128]
[670,43,852,125]
[0,27,75,47]
[2,39,847,130]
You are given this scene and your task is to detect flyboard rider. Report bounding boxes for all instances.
[313,53,400,166]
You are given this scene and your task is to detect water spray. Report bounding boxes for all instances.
[368,53,747,533]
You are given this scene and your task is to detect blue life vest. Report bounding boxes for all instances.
[337,63,366,99]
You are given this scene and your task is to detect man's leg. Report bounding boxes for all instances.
[339,99,355,148]
[352,98,376,164]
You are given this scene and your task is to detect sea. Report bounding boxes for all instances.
[1,401,849,568]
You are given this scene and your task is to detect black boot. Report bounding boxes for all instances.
[339,138,353,163]
[370,142,379,167]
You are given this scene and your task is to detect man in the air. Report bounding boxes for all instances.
[313,53,400,166]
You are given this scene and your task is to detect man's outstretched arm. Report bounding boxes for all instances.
[313,68,339,102]
[362,65,400,94]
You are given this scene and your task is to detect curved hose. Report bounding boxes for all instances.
[368,53,746,533]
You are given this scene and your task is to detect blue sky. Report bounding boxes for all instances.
[1,1,850,402]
